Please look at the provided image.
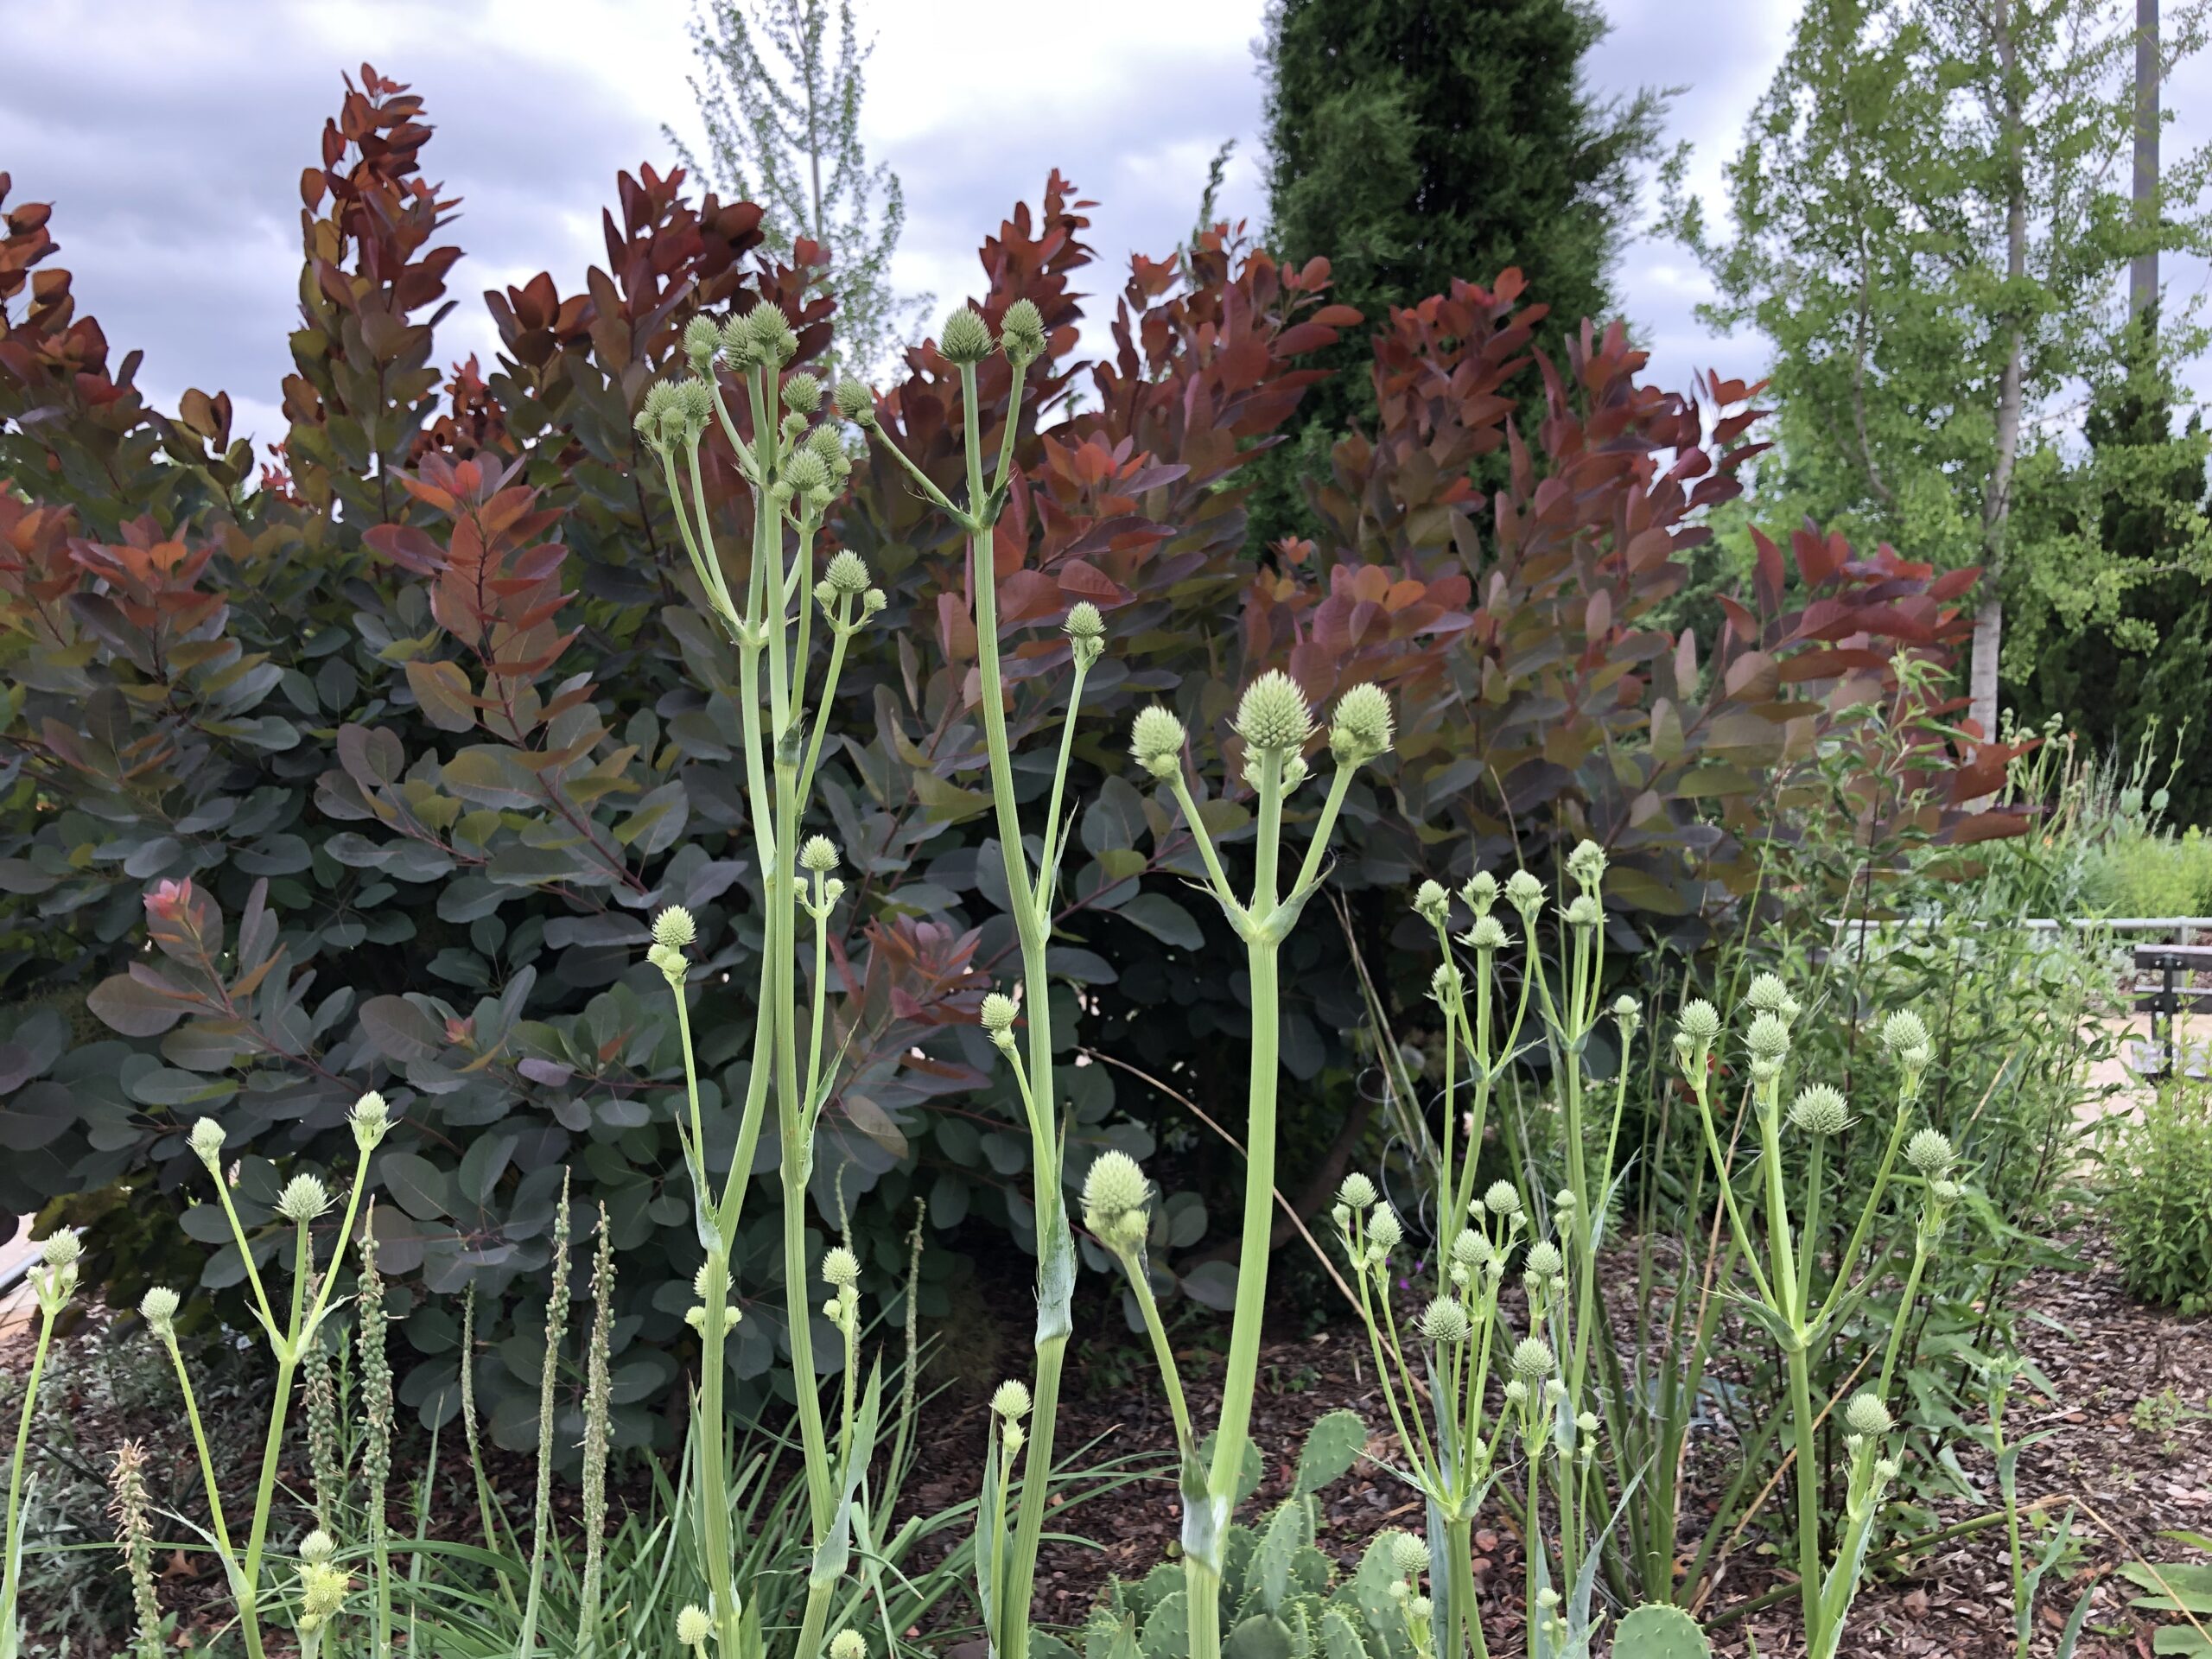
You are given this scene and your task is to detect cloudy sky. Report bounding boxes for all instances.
[4,0,2207,454]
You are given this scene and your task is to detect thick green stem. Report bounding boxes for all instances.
[0,1307,56,1655]
[1786,1345,1826,1652]
[1445,1513,1491,1659]
[794,1578,834,1659]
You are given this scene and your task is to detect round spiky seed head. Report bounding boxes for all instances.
[1413,880,1450,925]
[302,1560,349,1619]
[823,550,870,595]
[980,992,1019,1037]
[991,1378,1033,1421]
[677,1605,714,1648]
[1905,1128,1955,1178]
[653,906,697,950]
[1329,682,1394,764]
[1338,1172,1379,1210]
[682,314,721,369]
[1745,973,1791,1014]
[1510,1336,1555,1380]
[1483,1180,1522,1218]
[1881,1009,1930,1056]
[670,378,715,434]
[1129,705,1187,779]
[781,372,823,413]
[189,1116,226,1166]
[39,1230,80,1268]
[300,1529,336,1565]
[805,419,849,466]
[1368,1205,1404,1253]
[747,302,798,364]
[1462,870,1498,912]
[1566,839,1606,890]
[1564,893,1602,930]
[139,1286,181,1332]
[1420,1297,1471,1344]
[1788,1084,1851,1137]
[1525,1239,1564,1278]
[940,306,995,365]
[719,309,762,365]
[798,836,841,876]
[821,1246,861,1289]
[1000,297,1047,361]
[1065,600,1104,643]
[276,1173,331,1225]
[1845,1393,1892,1437]
[349,1090,391,1150]
[1745,1012,1792,1062]
[1392,1532,1432,1579]
[833,376,876,424]
[1466,914,1509,951]
[830,1635,868,1659]
[785,448,831,497]
[1234,671,1315,753]
[1451,1228,1486,1267]
[1504,870,1545,916]
[1679,999,1723,1045]
[1084,1149,1150,1218]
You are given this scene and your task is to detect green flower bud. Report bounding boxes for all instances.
[1391,1531,1432,1579]
[1929,1176,1961,1202]
[276,1173,330,1225]
[939,306,995,365]
[349,1090,391,1151]
[1413,880,1450,925]
[1566,839,1607,890]
[1576,1410,1599,1435]
[40,1230,81,1269]
[1680,999,1722,1044]
[1129,706,1187,779]
[670,378,715,435]
[648,942,688,980]
[991,1378,1033,1421]
[862,587,887,616]
[677,1605,714,1649]
[1234,670,1316,753]
[1788,1083,1850,1136]
[1450,1229,1485,1266]
[1881,1009,1930,1056]
[747,302,798,365]
[1745,1011,1792,1062]
[1338,1172,1378,1210]
[821,550,869,596]
[1329,682,1394,765]
[833,376,876,424]
[1905,1128,1955,1178]
[830,1634,868,1659]
[782,372,823,413]
[1000,297,1047,362]
[1504,870,1545,917]
[1461,870,1498,914]
[1483,1180,1522,1218]
[1429,963,1460,1007]
[1467,914,1509,951]
[1083,1150,1150,1224]
[1525,1240,1564,1278]
[1503,1378,1529,1408]
[721,312,762,367]
[190,1117,226,1166]
[1554,1188,1576,1211]
[139,1286,181,1333]
[300,1560,348,1620]
[1845,1393,1892,1437]
[980,992,1019,1039]
[800,836,840,874]
[1745,973,1790,1014]
[1510,1336,1555,1379]
[682,315,721,370]
[653,906,697,950]
[1420,1297,1471,1344]
[1368,1205,1404,1253]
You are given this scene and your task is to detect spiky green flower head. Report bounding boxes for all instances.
[1064,600,1106,668]
[1745,1011,1792,1063]
[1481,1180,1523,1221]
[682,314,722,372]
[798,836,841,877]
[821,1247,861,1289]
[1880,1008,1929,1056]
[1612,994,1642,1035]
[1461,870,1498,915]
[1510,1336,1555,1379]
[300,1529,337,1566]
[830,1635,868,1659]
[635,379,680,448]
[804,419,852,472]
[300,1560,349,1622]
[276,1173,331,1226]
[939,306,995,365]
[1524,1239,1564,1279]
[833,375,877,425]
[1419,1296,1471,1344]
[1367,1205,1404,1254]
[1553,1187,1577,1213]
[719,307,763,367]
[1843,1392,1892,1439]
[1234,670,1315,755]
[861,586,887,618]
[346,1090,390,1153]
[1000,297,1047,364]
[1503,1378,1529,1408]
[1504,869,1545,919]
[1413,879,1451,926]
[990,1378,1033,1421]
[189,1116,226,1166]
[1679,999,1722,1046]
[1082,1149,1151,1249]
[1905,1128,1955,1178]
[1129,705,1187,780]
[1392,1531,1433,1580]
[747,302,799,365]
[1465,914,1510,952]
[1564,893,1602,931]
[784,447,832,506]
[1789,1083,1851,1136]
[31,1230,80,1306]
[677,1605,714,1649]
[1450,1228,1486,1268]
[1428,962,1461,1010]
[653,906,697,950]
[1745,973,1791,1015]
[1566,839,1607,892]
[813,554,867,606]
[979,991,1019,1053]
[1338,1171,1379,1210]
[138,1285,181,1336]
[781,372,823,414]
[1329,682,1394,766]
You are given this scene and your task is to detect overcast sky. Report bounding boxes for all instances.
[4,0,2207,455]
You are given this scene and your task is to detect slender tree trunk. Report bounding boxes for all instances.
[1974,0,2029,749]
[2133,0,2160,322]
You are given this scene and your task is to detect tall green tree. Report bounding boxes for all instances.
[667,0,930,379]
[1255,0,1666,547]
[1669,0,2212,745]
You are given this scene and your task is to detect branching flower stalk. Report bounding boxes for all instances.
[642,299,886,1656]
[1124,673,1392,1659]
[356,1208,394,1659]
[1676,989,1936,1657]
[515,1170,574,1656]
[140,1094,389,1659]
[577,1203,616,1658]
[108,1440,163,1659]
[1,1230,81,1659]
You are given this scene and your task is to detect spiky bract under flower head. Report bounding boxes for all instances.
[276,1174,331,1225]
[990,1378,1033,1420]
[1789,1084,1851,1136]
[1129,705,1187,778]
[1338,1171,1379,1210]
[1329,682,1394,764]
[652,907,696,950]
[939,307,995,365]
[1905,1128,1955,1177]
[1845,1393,1893,1437]
[1234,671,1315,753]
[1510,1336,1555,1379]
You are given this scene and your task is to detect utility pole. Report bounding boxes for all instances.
[2134,0,2160,320]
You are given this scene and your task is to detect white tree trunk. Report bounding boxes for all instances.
[1975,0,2029,752]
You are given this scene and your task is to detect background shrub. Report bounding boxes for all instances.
[2104,1081,2212,1314]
